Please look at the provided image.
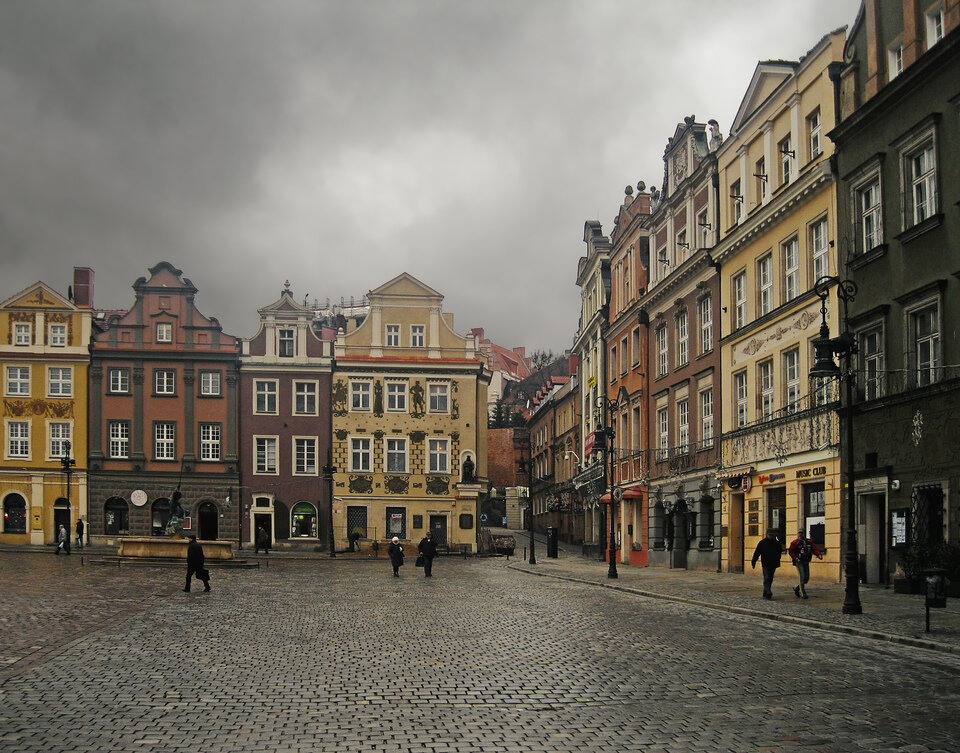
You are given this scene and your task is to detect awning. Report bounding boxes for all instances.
[600,488,644,504]
[716,465,754,481]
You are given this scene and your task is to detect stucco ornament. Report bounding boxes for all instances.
[912,410,924,447]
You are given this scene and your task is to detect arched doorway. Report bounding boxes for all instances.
[104,497,129,535]
[151,498,171,535]
[197,500,218,540]
[53,497,71,543]
[291,502,317,538]
[2,494,27,534]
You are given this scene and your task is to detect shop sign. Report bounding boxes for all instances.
[796,466,827,479]
[757,473,785,484]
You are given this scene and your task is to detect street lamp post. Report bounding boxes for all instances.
[595,388,629,580]
[61,439,76,541]
[518,444,536,565]
[322,448,336,558]
[810,275,862,615]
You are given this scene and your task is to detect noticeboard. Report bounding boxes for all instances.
[890,509,909,549]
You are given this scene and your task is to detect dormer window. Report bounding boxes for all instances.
[156,322,172,343]
[278,328,295,357]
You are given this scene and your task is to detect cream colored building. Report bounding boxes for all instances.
[330,273,490,552]
[714,30,846,580]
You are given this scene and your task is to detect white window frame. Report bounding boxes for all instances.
[757,255,773,316]
[677,399,689,454]
[699,388,714,448]
[49,324,67,347]
[109,368,130,394]
[888,44,903,79]
[410,325,425,348]
[428,383,449,414]
[676,311,689,367]
[696,209,710,249]
[14,322,31,346]
[154,369,176,396]
[385,324,401,347]
[350,381,371,412]
[782,236,799,303]
[108,421,130,459]
[293,436,318,476]
[893,120,938,230]
[733,272,747,329]
[254,379,278,414]
[6,419,30,459]
[731,180,742,223]
[910,142,937,225]
[698,296,713,355]
[656,407,669,460]
[734,371,748,428]
[47,366,72,398]
[200,371,221,397]
[5,365,30,396]
[759,359,775,420]
[908,299,941,387]
[156,322,173,343]
[293,380,318,415]
[784,349,801,413]
[926,4,944,48]
[807,108,821,160]
[200,423,222,462]
[656,325,668,377]
[277,328,295,357]
[47,420,72,460]
[428,437,450,474]
[779,135,792,185]
[255,435,279,475]
[386,381,408,412]
[350,436,372,473]
[385,437,408,474]
[810,217,830,282]
[154,422,176,461]
[859,324,885,400]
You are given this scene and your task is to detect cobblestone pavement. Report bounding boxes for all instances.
[2,553,960,752]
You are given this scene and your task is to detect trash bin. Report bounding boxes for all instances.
[546,527,558,558]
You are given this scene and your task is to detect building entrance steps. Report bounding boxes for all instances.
[502,528,960,655]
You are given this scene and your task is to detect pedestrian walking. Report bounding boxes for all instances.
[788,528,824,599]
[255,524,270,555]
[751,528,782,599]
[417,531,437,577]
[184,535,211,592]
[55,524,71,555]
[388,536,404,577]
[75,517,85,550]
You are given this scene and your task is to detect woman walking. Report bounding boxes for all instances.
[388,536,404,577]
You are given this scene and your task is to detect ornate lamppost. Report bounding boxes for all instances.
[322,448,336,558]
[594,387,629,579]
[61,439,76,540]
[810,275,862,615]
[518,437,536,565]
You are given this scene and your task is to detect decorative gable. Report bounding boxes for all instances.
[729,62,796,136]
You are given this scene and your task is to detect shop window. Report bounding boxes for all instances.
[104,497,129,535]
[291,502,317,538]
[347,506,368,539]
[2,494,27,534]
[767,486,786,545]
[386,507,406,539]
[151,498,171,536]
[803,482,826,548]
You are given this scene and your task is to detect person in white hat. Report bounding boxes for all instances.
[388,536,404,577]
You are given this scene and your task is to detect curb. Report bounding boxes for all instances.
[508,563,960,657]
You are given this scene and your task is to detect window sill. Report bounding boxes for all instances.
[197,394,223,399]
[107,392,132,397]
[849,244,888,270]
[152,393,178,399]
[896,213,943,244]
[152,459,179,463]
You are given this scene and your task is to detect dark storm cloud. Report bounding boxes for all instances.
[0,0,859,349]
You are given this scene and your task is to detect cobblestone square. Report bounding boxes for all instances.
[1,553,959,752]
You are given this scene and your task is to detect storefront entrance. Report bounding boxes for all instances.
[429,515,447,548]
[53,498,71,543]
[198,501,218,540]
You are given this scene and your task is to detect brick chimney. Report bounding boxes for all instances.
[72,267,94,308]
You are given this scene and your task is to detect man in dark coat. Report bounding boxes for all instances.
[751,528,782,600]
[788,528,824,599]
[388,536,404,577]
[418,531,438,577]
[184,535,210,592]
[75,517,85,550]
[255,525,270,555]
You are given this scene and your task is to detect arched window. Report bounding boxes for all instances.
[291,502,317,538]
[104,497,129,535]
[151,498,171,536]
[2,494,27,534]
[197,500,218,541]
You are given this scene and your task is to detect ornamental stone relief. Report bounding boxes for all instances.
[4,399,74,418]
[733,304,824,366]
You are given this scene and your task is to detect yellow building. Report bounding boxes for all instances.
[1,272,93,545]
[714,31,845,581]
[331,274,490,552]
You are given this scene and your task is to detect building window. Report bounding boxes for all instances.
[291,502,317,538]
[154,422,176,460]
[200,371,221,396]
[154,370,175,396]
[294,381,317,414]
[428,438,449,473]
[351,381,371,411]
[7,421,30,458]
[700,388,714,448]
[734,371,748,428]
[784,349,801,412]
[351,437,371,473]
[856,177,882,253]
[888,44,903,79]
[807,108,821,160]
[782,237,799,303]
[677,400,689,454]
[386,438,408,473]
[860,326,885,400]
[610,346,617,382]
[386,507,406,539]
[104,496,129,535]
[909,140,937,225]
[256,437,278,474]
[731,180,742,224]
[631,327,641,365]
[199,424,221,461]
[5,366,30,396]
[428,383,449,413]
[156,322,173,343]
[810,218,829,282]
[620,337,628,375]
[779,136,792,185]
[411,325,425,348]
[733,273,747,329]
[48,367,72,397]
[754,157,766,203]
[676,228,688,263]
[385,382,407,412]
[294,437,317,475]
[278,328,295,357]
[254,380,277,413]
[49,422,71,459]
[386,324,400,347]
[656,407,669,460]
[3,494,27,533]
[926,5,944,47]
[50,324,67,347]
[758,359,775,420]
[109,368,130,394]
[912,303,940,387]
[698,297,713,355]
[653,325,668,377]
[757,255,773,316]
[109,421,130,459]
[14,323,31,346]
[676,311,689,367]
[696,209,710,249]
[803,482,827,547]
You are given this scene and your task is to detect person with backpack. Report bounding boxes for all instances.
[788,528,823,599]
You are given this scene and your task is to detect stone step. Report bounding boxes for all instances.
[87,557,259,569]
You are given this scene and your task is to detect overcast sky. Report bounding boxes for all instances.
[0,0,860,353]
